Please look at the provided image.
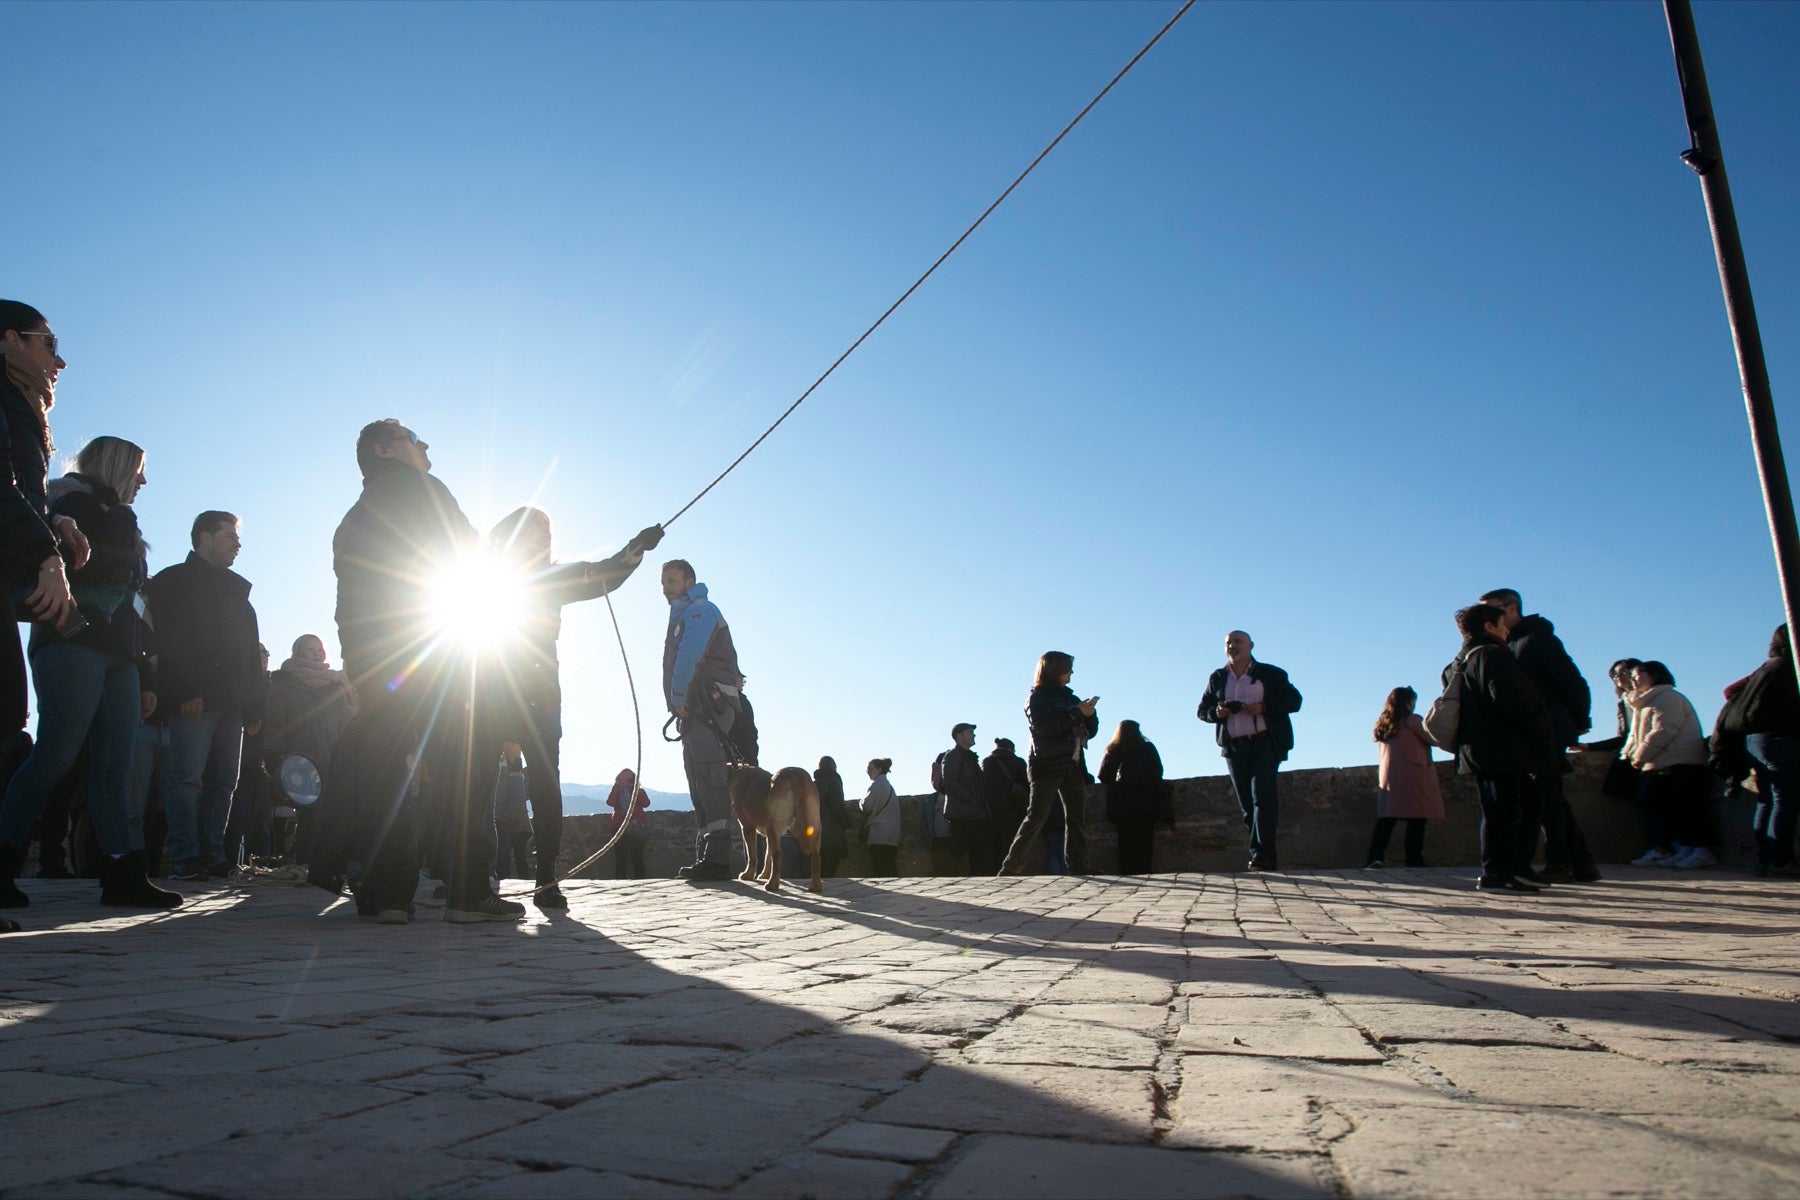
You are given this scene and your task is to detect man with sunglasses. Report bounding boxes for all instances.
[310,419,522,925]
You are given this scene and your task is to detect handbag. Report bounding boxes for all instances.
[1422,654,1467,750]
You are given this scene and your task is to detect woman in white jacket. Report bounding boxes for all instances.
[1624,661,1717,868]
[858,758,900,878]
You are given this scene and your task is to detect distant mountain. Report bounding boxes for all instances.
[561,783,689,816]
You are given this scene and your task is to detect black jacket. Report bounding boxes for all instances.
[30,475,153,683]
[941,744,986,820]
[1197,661,1303,760]
[1506,614,1592,749]
[1026,684,1099,765]
[0,371,58,592]
[982,748,1030,821]
[1445,634,1557,776]
[263,667,357,780]
[814,766,849,852]
[1098,737,1167,822]
[144,552,263,720]
[333,459,476,690]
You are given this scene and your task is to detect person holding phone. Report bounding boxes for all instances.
[1198,630,1304,871]
[998,650,1099,876]
[0,436,178,910]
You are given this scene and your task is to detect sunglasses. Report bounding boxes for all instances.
[16,331,57,355]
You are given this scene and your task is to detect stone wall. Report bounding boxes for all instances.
[557,752,1757,879]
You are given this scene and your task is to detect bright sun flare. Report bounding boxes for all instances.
[429,549,529,651]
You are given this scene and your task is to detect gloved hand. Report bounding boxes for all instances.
[627,524,665,556]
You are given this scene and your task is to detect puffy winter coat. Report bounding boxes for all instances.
[1625,684,1708,771]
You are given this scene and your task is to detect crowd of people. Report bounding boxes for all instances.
[3,299,1795,934]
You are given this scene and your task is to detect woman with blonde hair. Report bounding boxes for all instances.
[1366,686,1443,868]
[0,435,178,909]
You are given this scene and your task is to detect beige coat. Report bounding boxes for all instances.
[1625,685,1708,770]
[1377,714,1445,820]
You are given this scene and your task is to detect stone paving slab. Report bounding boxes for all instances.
[2,868,1797,1198]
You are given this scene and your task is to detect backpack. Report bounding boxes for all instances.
[930,751,947,793]
[1422,654,1467,750]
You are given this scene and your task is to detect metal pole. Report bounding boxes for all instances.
[1662,0,1800,678]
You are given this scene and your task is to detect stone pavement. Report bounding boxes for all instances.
[2,868,1798,1199]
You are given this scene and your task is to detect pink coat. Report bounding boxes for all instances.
[1377,714,1445,820]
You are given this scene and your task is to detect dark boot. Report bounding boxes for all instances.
[534,837,567,909]
[0,843,29,908]
[99,851,183,910]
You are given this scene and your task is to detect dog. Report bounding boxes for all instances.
[727,765,823,893]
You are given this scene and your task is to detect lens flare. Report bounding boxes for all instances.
[429,548,529,651]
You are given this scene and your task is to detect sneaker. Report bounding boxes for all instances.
[535,884,569,909]
[376,909,411,925]
[1630,849,1676,867]
[207,862,234,879]
[1572,865,1603,882]
[445,895,527,924]
[1516,867,1552,885]
[677,860,735,882]
[1363,860,1384,870]
[1536,865,1574,884]
[1404,858,1431,868]
[167,860,207,881]
[1674,846,1718,869]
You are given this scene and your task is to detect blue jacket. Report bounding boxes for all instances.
[662,582,742,712]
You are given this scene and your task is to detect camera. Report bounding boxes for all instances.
[1224,700,1245,714]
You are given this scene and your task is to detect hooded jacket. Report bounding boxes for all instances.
[1506,614,1593,749]
[663,582,743,713]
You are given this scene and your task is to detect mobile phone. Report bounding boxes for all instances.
[56,607,89,638]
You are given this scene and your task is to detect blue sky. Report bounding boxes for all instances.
[10,1,1799,796]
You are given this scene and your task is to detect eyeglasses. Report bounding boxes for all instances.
[15,331,58,355]
[388,429,423,446]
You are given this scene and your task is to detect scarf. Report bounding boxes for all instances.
[0,341,54,453]
[279,658,359,711]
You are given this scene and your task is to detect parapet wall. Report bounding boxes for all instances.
[560,752,1757,878]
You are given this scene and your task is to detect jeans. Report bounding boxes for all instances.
[166,711,244,867]
[1225,737,1281,866]
[1000,758,1087,875]
[128,722,172,860]
[0,643,140,857]
[1746,733,1798,869]
[1474,773,1524,881]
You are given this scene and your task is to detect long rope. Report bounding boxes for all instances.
[511,0,1196,895]
[662,0,1197,529]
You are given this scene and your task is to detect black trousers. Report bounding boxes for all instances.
[1367,817,1426,866]
[1527,769,1593,871]
[518,711,564,884]
[1115,816,1156,874]
[614,829,646,879]
[1475,773,1525,881]
[949,817,999,876]
[868,843,898,877]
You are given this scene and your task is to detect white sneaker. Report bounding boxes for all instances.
[1674,846,1718,869]
[1631,849,1676,867]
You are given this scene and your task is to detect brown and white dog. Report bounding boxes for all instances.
[727,765,823,893]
